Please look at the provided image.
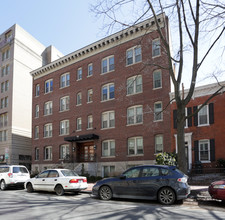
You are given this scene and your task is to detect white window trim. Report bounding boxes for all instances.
[60,72,70,88]
[154,134,163,154]
[87,115,93,130]
[76,117,82,131]
[44,101,53,116]
[44,146,52,161]
[59,144,70,160]
[87,63,93,77]
[127,105,143,126]
[198,105,209,127]
[154,101,163,122]
[101,110,115,130]
[101,55,114,74]
[126,46,142,66]
[127,136,144,156]
[101,83,115,102]
[44,123,52,138]
[76,92,82,106]
[87,89,93,103]
[101,139,116,158]
[199,139,211,163]
[60,120,69,136]
[77,67,82,81]
[45,79,53,94]
[153,70,162,90]
[126,75,143,96]
[152,38,161,58]
[60,96,70,112]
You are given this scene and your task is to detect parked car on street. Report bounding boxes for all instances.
[24,169,87,196]
[208,179,225,201]
[92,165,190,205]
[0,165,30,190]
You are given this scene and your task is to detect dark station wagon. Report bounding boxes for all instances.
[92,165,190,205]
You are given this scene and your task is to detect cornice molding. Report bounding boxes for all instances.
[31,13,166,80]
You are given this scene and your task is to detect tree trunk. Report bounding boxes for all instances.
[176,105,187,174]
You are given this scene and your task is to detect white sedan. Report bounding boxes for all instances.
[24,169,87,196]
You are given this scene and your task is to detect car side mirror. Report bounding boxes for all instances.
[120,175,126,180]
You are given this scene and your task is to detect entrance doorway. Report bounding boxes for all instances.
[77,142,95,162]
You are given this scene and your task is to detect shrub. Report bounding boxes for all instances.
[156,152,177,166]
[217,158,225,167]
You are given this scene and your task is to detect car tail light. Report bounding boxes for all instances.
[177,177,187,183]
[8,173,13,178]
[213,185,225,189]
[83,178,87,182]
[69,179,79,183]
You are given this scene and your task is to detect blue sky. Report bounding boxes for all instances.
[0,0,104,55]
[0,0,224,87]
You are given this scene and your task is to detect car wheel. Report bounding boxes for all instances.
[26,183,34,193]
[158,187,175,205]
[99,186,112,200]
[55,185,64,196]
[0,180,6,191]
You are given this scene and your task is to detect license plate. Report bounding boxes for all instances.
[78,180,83,183]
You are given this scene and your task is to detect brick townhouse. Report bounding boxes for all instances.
[31,14,172,177]
[171,82,225,171]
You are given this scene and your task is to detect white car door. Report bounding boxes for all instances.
[33,170,49,191]
[44,170,60,191]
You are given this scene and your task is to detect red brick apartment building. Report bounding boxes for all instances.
[171,82,225,171]
[31,14,172,176]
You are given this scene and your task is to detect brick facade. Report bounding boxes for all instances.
[31,14,172,176]
[171,82,225,171]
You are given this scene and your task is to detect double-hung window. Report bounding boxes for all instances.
[87,115,93,129]
[127,75,142,95]
[152,39,161,57]
[60,72,70,88]
[77,117,82,131]
[87,89,93,103]
[102,56,114,74]
[101,83,114,101]
[44,123,52,138]
[60,120,69,135]
[126,46,142,65]
[153,70,162,89]
[76,92,82,105]
[60,96,69,112]
[35,84,40,97]
[154,102,163,121]
[199,140,210,161]
[35,105,39,118]
[35,148,39,161]
[88,63,93,77]
[44,101,53,115]
[102,140,115,157]
[102,111,115,129]
[44,146,52,160]
[155,135,163,154]
[128,136,143,155]
[198,105,208,126]
[34,126,39,139]
[45,79,53,93]
[60,144,70,160]
[77,68,82,80]
[127,105,143,125]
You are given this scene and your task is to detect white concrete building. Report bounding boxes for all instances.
[0,24,63,169]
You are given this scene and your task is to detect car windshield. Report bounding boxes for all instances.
[13,167,28,173]
[61,170,78,177]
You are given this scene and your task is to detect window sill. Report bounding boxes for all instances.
[101,127,115,130]
[101,156,116,159]
[126,123,143,127]
[126,92,143,97]
[101,98,115,103]
[152,54,161,58]
[197,124,209,127]
[153,87,162,90]
[126,60,142,67]
[59,109,70,113]
[60,85,70,89]
[127,154,144,157]
[154,119,163,122]
[101,70,115,75]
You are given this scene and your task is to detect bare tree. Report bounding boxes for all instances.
[91,0,225,173]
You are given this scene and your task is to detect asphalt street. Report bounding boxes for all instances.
[0,189,224,220]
